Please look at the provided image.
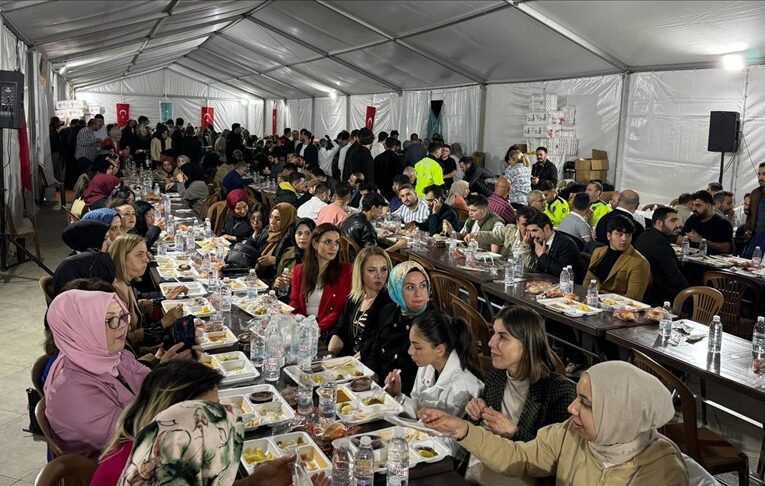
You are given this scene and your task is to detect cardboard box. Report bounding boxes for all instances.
[529,94,558,111]
[575,169,608,183]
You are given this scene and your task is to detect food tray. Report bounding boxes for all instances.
[598,294,651,311]
[536,297,602,316]
[159,281,207,298]
[241,432,329,476]
[162,297,215,317]
[200,351,259,386]
[474,251,502,260]
[219,384,294,431]
[222,277,268,293]
[234,295,294,316]
[199,324,238,350]
[335,425,446,473]
[333,384,403,425]
[283,357,375,388]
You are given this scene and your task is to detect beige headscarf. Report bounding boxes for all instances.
[446,180,469,206]
[583,361,674,468]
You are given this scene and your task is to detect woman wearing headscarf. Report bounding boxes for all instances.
[44,289,151,459]
[153,155,178,191]
[273,217,316,294]
[82,208,123,250]
[61,220,111,255]
[447,180,470,211]
[84,155,121,210]
[245,202,296,283]
[366,261,433,395]
[177,162,208,218]
[419,361,689,485]
[221,189,252,243]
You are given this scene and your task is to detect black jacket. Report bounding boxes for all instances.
[403,143,426,168]
[374,150,404,200]
[531,160,558,189]
[341,142,360,182]
[418,204,460,236]
[348,145,375,185]
[295,142,319,168]
[330,290,393,360]
[479,368,576,442]
[341,213,377,249]
[274,186,298,207]
[464,164,494,197]
[244,227,294,283]
[595,209,644,245]
[634,227,689,306]
[179,135,204,164]
[222,213,253,243]
[534,230,583,282]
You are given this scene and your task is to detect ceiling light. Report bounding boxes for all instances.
[328,90,337,100]
[722,53,745,71]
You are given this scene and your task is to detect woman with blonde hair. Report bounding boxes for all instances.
[328,246,392,358]
[446,179,470,211]
[504,148,532,207]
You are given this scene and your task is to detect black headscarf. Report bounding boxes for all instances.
[291,217,317,264]
[52,251,116,296]
[180,162,205,189]
[61,220,110,253]
[132,200,154,237]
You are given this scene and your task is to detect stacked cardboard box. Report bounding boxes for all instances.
[524,94,578,167]
[575,149,609,182]
[54,99,104,122]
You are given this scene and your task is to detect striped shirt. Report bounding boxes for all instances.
[392,198,430,224]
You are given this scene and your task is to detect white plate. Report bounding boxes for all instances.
[162,297,215,317]
[219,384,294,430]
[201,351,259,386]
[159,281,207,298]
[410,438,451,464]
[200,326,237,350]
[537,297,602,316]
[234,296,295,316]
[222,277,268,293]
[598,293,651,311]
[334,385,403,425]
[241,433,330,476]
[475,251,502,260]
[283,357,375,387]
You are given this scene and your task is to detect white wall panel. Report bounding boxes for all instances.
[285,98,313,132]
[314,96,346,138]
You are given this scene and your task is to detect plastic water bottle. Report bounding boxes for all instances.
[386,427,410,486]
[354,436,375,486]
[514,251,524,278]
[318,369,336,421]
[559,266,571,294]
[586,280,599,308]
[698,238,708,257]
[185,230,195,255]
[504,259,515,287]
[659,301,673,338]
[249,326,265,368]
[753,247,763,267]
[219,286,232,312]
[297,359,313,416]
[331,439,355,486]
[753,316,765,359]
[153,183,160,195]
[566,266,574,292]
[157,238,167,256]
[297,318,312,363]
[204,218,212,238]
[167,214,175,237]
[308,316,320,359]
[466,239,478,267]
[174,231,184,253]
[708,315,722,354]
[263,321,283,382]
[680,235,690,259]
[246,269,259,298]
[282,314,298,365]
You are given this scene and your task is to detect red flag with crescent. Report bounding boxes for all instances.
[201,107,214,130]
[116,103,130,127]
[272,108,277,135]
[365,106,376,130]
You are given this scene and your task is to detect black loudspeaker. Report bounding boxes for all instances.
[0,70,23,129]
[708,111,740,153]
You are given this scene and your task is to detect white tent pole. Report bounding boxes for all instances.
[477,84,487,154]
[730,67,752,198]
[311,97,316,133]
[614,72,631,189]
[345,96,351,132]
[263,101,268,137]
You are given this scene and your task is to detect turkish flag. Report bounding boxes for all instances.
[17,105,31,191]
[365,106,376,130]
[272,108,277,136]
[201,107,214,130]
[116,103,130,127]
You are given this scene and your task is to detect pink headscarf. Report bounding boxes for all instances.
[44,290,128,392]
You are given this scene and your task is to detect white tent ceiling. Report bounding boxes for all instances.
[2,0,764,98]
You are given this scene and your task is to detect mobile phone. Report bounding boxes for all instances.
[172,315,196,352]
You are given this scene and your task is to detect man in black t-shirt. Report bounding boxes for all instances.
[681,190,733,255]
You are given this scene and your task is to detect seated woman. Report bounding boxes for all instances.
[177,162,209,218]
[464,306,576,485]
[328,246,392,358]
[246,203,296,284]
[273,217,316,296]
[221,189,253,243]
[81,208,124,250]
[112,201,137,235]
[384,310,483,457]
[248,203,266,236]
[447,180,470,211]
[61,219,111,256]
[289,223,353,337]
[153,155,178,191]
[419,361,689,485]
[83,155,121,210]
[131,200,163,250]
[366,261,433,395]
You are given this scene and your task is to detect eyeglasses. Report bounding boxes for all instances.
[106,313,130,330]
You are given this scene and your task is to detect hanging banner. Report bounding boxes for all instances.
[116,103,130,127]
[18,104,31,191]
[159,102,173,122]
[365,106,377,130]
[201,107,214,130]
[272,108,277,135]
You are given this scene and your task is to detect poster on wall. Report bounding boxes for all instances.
[365,106,376,130]
[116,103,130,127]
[160,102,173,123]
[201,107,214,130]
[272,108,277,135]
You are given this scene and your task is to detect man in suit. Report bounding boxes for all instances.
[295,129,319,169]
[585,214,651,301]
[634,207,689,306]
[526,212,582,282]
[594,189,644,245]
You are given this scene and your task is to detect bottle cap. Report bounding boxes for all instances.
[393,427,405,438]
[360,436,371,446]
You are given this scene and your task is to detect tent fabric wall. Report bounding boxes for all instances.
[285,99,313,133]
[248,99,264,138]
[733,65,765,200]
[1,21,25,228]
[314,96,347,139]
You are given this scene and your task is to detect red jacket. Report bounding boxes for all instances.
[289,263,353,333]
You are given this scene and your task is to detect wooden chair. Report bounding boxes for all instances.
[430,270,479,314]
[34,454,97,486]
[406,252,434,272]
[703,271,763,339]
[198,193,220,222]
[451,295,491,355]
[259,190,274,213]
[672,286,724,325]
[31,354,49,398]
[35,399,64,458]
[2,205,41,261]
[339,234,361,264]
[387,251,406,265]
[631,351,749,484]
[206,201,227,236]
[62,206,80,224]
[39,276,55,306]
[551,350,567,376]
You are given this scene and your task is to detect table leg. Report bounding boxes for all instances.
[758,426,765,479]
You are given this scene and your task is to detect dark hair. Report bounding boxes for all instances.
[284,128,292,136]
[301,223,344,302]
[423,184,445,201]
[358,128,374,145]
[587,181,603,193]
[288,171,306,184]
[410,133,419,141]
[392,174,409,186]
[283,162,298,173]
[334,181,352,200]
[527,211,553,230]
[108,186,135,207]
[184,125,195,136]
[494,306,557,382]
[515,206,538,222]
[427,141,443,153]
[384,137,398,150]
[232,123,241,131]
[377,131,388,142]
[572,193,590,211]
[467,194,488,208]
[538,180,556,192]
[337,130,350,141]
[707,182,723,192]
[459,156,474,167]
[412,310,482,379]
[651,206,677,226]
[314,183,331,198]
[350,129,360,138]
[138,116,148,124]
[362,192,387,212]
[179,162,205,188]
[677,192,692,205]
[132,200,154,236]
[713,190,733,203]
[691,190,714,205]
[310,167,326,178]
[390,130,399,137]
[175,117,184,126]
[607,213,635,234]
[536,146,548,153]
[398,183,415,194]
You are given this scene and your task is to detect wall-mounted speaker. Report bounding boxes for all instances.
[708,111,740,153]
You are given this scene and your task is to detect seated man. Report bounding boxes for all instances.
[585,181,612,228]
[585,214,651,301]
[275,171,305,207]
[317,181,352,226]
[713,190,736,227]
[681,190,733,255]
[558,192,592,249]
[634,207,689,306]
[452,195,504,250]
[221,160,254,193]
[487,176,516,224]
[391,183,429,224]
[538,180,569,227]
[297,182,331,220]
[388,174,410,213]
[526,190,546,213]
[341,192,387,248]
[595,189,644,244]
[419,184,460,236]
[525,212,582,282]
[675,192,693,227]
[466,206,537,264]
